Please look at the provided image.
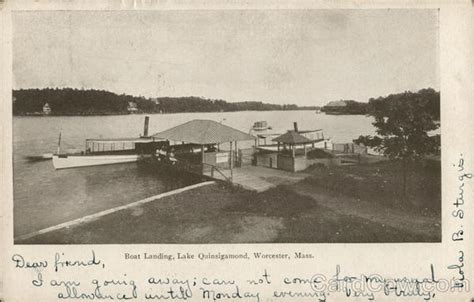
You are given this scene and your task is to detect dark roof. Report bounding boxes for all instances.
[326,100,347,107]
[152,119,255,144]
[272,131,313,144]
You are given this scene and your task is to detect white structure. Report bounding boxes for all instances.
[127,101,138,113]
[325,100,347,107]
[42,103,52,115]
[52,154,142,169]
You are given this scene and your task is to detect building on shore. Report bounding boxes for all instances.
[322,100,347,113]
[127,101,138,113]
[42,103,52,115]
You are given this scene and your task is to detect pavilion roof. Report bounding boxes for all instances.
[272,131,313,144]
[152,119,255,144]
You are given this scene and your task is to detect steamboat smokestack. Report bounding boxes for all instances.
[293,122,298,132]
[143,116,150,137]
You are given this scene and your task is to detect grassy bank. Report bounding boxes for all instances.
[301,159,441,213]
[19,160,440,244]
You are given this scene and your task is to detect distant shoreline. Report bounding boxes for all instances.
[12,110,367,117]
[12,108,321,117]
[12,88,318,117]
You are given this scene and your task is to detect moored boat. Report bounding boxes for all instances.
[255,123,332,151]
[26,153,54,162]
[52,153,143,169]
[256,139,332,152]
[52,116,167,169]
[51,136,166,169]
[250,121,272,132]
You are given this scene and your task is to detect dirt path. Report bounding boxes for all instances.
[294,182,441,241]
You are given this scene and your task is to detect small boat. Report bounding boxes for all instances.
[250,121,272,132]
[256,139,332,152]
[51,136,166,169]
[255,125,333,151]
[324,111,345,115]
[52,116,166,169]
[52,153,143,169]
[25,153,54,162]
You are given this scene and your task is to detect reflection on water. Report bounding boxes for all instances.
[13,111,375,236]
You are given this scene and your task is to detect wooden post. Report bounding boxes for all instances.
[143,116,149,137]
[229,141,233,181]
[57,132,62,155]
[291,145,296,172]
[235,141,238,167]
[201,145,205,174]
[304,144,307,156]
[277,142,280,152]
[229,141,233,169]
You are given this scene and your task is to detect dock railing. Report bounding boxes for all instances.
[237,148,255,167]
[203,162,233,183]
[144,155,235,184]
[332,143,368,155]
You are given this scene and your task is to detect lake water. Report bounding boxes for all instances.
[13,111,376,237]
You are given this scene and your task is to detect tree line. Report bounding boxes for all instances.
[12,88,316,116]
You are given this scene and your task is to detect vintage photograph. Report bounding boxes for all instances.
[12,9,441,244]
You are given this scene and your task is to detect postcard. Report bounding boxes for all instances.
[1,0,473,301]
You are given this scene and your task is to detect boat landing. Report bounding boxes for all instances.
[204,165,309,192]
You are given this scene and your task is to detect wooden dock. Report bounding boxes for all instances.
[204,165,309,192]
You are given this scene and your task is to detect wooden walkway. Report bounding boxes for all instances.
[204,165,309,192]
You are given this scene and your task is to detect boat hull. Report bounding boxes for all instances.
[52,154,142,169]
[256,139,332,152]
[26,153,54,162]
[251,127,271,131]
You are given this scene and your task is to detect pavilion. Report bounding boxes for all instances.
[272,130,313,158]
[270,130,320,172]
[152,119,255,176]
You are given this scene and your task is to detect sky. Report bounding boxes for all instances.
[13,9,439,106]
